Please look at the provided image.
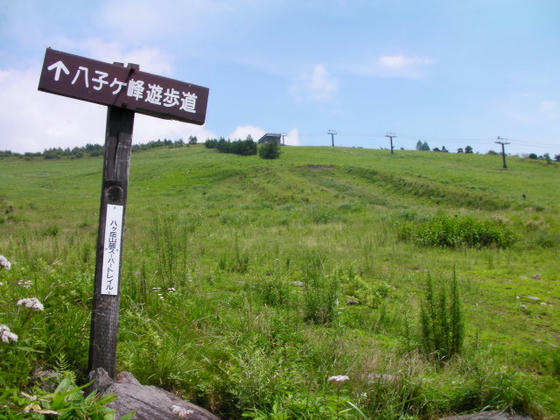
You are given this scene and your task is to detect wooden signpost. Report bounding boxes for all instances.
[38,48,209,378]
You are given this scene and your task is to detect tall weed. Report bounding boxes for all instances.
[419,271,464,362]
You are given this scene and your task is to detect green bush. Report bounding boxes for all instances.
[402,215,517,249]
[419,271,464,362]
[258,142,280,160]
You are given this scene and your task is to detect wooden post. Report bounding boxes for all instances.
[88,104,135,378]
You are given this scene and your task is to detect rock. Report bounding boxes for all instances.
[88,368,219,420]
[32,368,59,392]
[525,296,540,301]
[531,274,542,280]
[291,281,304,287]
[440,411,532,420]
[346,300,360,305]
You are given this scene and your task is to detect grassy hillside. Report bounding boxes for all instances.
[1,145,559,419]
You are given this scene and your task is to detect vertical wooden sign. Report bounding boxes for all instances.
[88,104,134,378]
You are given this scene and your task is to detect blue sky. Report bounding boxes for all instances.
[1,0,559,155]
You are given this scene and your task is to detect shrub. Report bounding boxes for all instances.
[403,215,517,249]
[419,271,464,362]
[258,142,280,160]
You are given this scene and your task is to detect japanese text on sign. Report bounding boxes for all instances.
[101,205,123,296]
[38,48,209,125]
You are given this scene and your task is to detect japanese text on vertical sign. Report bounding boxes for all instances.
[101,205,123,296]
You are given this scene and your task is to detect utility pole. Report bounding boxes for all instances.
[281,133,287,145]
[328,129,337,147]
[385,132,396,154]
[495,136,510,169]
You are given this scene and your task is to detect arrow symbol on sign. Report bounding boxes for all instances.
[47,60,70,81]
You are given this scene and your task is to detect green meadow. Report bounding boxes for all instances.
[1,145,559,419]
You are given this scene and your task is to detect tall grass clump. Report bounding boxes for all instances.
[420,271,464,362]
[300,252,339,325]
[303,275,339,325]
[151,214,188,286]
[401,214,517,248]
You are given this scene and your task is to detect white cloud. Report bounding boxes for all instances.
[378,55,432,69]
[290,64,338,102]
[228,125,265,141]
[284,128,300,146]
[352,55,433,79]
[0,67,215,153]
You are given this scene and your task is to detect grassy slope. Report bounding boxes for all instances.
[1,145,559,419]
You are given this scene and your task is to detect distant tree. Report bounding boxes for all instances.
[416,140,423,151]
[457,148,464,153]
[217,138,230,153]
[487,150,498,155]
[259,141,280,159]
[555,154,560,162]
[465,145,473,154]
[433,147,441,152]
[188,136,198,145]
[205,139,218,148]
[441,146,448,153]
[528,153,538,159]
[229,138,257,156]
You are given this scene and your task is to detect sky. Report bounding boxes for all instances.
[0,0,559,156]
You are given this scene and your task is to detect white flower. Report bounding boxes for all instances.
[171,405,194,419]
[17,279,33,288]
[0,324,18,343]
[0,255,11,270]
[328,375,350,384]
[17,298,44,311]
[167,287,176,293]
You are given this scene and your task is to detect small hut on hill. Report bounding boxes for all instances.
[257,133,282,145]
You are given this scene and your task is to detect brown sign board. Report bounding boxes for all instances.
[38,48,209,125]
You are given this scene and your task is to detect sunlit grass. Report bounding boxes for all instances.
[1,145,559,418]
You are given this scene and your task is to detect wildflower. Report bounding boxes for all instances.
[167,287,176,292]
[0,255,11,270]
[328,375,350,384]
[17,279,33,288]
[0,325,18,343]
[17,298,44,311]
[171,405,194,419]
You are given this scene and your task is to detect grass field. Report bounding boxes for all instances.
[1,145,559,419]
